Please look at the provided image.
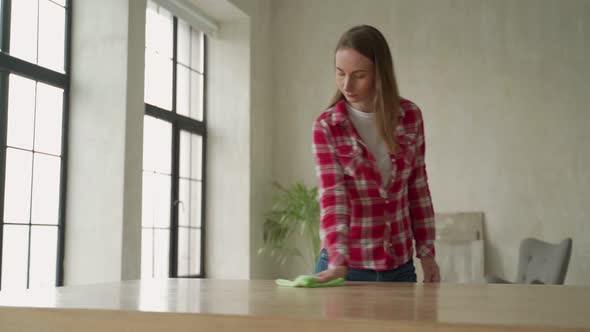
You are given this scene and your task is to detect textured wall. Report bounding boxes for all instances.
[270,0,590,284]
[67,0,145,284]
[205,0,275,280]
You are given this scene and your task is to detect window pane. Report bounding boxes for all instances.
[190,181,202,228]
[38,0,66,72]
[179,131,202,180]
[3,148,33,224]
[178,179,189,227]
[189,229,201,275]
[176,64,189,116]
[190,71,203,121]
[10,0,38,63]
[177,20,190,66]
[145,6,158,53]
[153,173,171,228]
[153,229,169,278]
[28,226,58,289]
[34,83,64,155]
[144,50,172,110]
[177,226,188,276]
[179,131,189,178]
[7,75,36,150]
[31,153,61,225]
[177,180,201,228]
[190,29,204,73]
[177,228,201,276]
[1,225,29,291]
[156,6,173,57]
[143,116,172,174]
[141,172,154,228]
[190,135,203,180]
[141,172,171,229]
[141,228,154,278]
[145,4,172,59]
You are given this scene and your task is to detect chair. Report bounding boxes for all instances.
[486,238,572,285]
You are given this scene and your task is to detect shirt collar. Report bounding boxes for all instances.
[331,99,350,125]
[331,99,405,125]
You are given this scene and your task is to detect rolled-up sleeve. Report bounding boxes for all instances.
[407,110,436,258]
[312,119,350,268]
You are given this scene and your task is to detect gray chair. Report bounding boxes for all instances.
[486,238,572,285]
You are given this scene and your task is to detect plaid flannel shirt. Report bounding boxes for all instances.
[312,98,435,271]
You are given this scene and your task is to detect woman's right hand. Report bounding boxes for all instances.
[316,266,348,283]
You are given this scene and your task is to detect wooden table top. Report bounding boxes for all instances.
[0,279,588,332]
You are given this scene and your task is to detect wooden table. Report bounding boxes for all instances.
[0,279,588,331]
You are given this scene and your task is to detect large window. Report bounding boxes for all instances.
[142,1,206,279]
[0,0,71,290]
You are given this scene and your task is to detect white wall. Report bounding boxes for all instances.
[206,18,252,279]
[228,0,275,280]
[270,0,590,284]
[193,0,276,279]
[66,0,145,284]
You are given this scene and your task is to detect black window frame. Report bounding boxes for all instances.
[0,0,72,289]
[143,12,207,279]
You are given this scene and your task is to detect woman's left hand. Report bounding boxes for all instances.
[316,266,348,283]
[420,256,440,283]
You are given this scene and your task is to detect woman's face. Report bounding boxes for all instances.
[335,48,375,111]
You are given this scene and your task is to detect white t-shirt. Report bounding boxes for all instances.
[346,103,391,187]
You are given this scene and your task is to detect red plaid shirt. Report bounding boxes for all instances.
[312,98,435,271]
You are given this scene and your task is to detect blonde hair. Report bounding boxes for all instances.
[328,25,401,153]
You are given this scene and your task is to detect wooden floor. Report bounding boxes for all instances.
[0,279,589,331]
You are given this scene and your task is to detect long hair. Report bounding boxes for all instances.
[328,25,401,153]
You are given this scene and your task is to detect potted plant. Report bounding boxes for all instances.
[258,182,320,266]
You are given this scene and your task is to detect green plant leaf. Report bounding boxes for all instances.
[258,181,321,266]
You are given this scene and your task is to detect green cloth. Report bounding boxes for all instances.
[275,275,345,288]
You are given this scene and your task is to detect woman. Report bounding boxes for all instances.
[312,25,440,283]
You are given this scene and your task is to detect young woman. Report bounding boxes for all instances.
[312,25,440,283]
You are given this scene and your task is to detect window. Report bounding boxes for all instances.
[142,1,206,279]
[0,0,71,290]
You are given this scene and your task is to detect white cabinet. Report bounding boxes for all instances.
[415,212,484,283]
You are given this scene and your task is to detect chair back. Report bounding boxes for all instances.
[516,238,572,285]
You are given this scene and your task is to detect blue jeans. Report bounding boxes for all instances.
[314,248,417,282]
